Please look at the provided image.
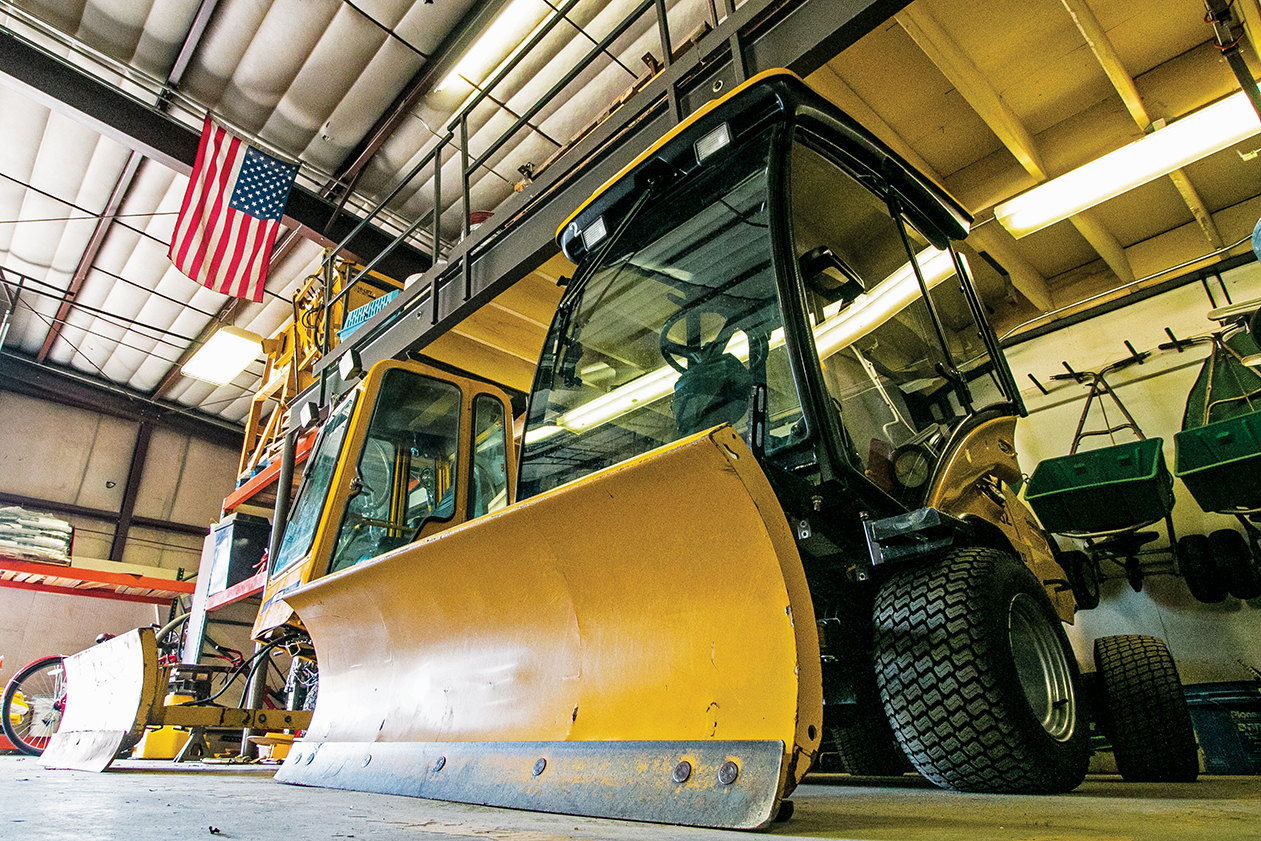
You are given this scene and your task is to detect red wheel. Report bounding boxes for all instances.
[2,655,66,756]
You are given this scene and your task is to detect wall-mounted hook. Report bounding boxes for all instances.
[1123,340,1148,365]
[1050,361,1086,383]
[1159,327,1187,352]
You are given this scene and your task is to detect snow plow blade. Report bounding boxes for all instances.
[40,628,311,771]
[39,629,162,771]
[277,426,822,829]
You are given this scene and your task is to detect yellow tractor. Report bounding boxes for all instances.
[272,70,1197,826]
[45,70,1198,827]
[36,359,516,770]
[251,359,516,645]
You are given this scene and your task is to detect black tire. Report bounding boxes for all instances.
[874,547,1089,793]
[1210,529,1261,600]
[1178,534,1228,603]
[2,655,65,756]
[1092,635,1199,782]
[1062,550,1101,610]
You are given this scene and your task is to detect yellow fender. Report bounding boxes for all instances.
[278,426,821,829]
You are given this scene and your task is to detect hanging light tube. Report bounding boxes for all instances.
[995,90,1261,239]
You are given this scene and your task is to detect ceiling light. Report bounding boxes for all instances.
[434,0,541,93]
[181,326,263,386]
[995,91,1261,238]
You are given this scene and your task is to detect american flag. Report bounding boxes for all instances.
[169,116,298,303]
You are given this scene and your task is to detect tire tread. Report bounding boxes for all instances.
[1092,634,1198,782]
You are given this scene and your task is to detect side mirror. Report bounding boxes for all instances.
[800,246,864,307]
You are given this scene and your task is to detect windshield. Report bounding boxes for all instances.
[270,392,357,576]
[519,128,807,499]
[327,369,461,574]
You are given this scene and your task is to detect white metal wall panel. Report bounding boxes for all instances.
[0,391,135,510]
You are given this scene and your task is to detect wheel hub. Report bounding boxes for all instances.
[1008,593,1076,741]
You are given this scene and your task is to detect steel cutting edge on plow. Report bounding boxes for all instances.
[277,427,822,829]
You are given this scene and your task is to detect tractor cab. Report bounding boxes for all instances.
[520,69,1021,569]
[252,360,515,639]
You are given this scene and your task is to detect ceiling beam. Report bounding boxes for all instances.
[327,0,516,198]
[1069,211,1134,283]
[0,28,430,283]
[895,5,1046,180]
[896,4,1134,285]
[1058,0,1149,127]
[1060,0,1223,250]
[165,0,221,92]
[808,65,1053,311]
[36,150,142,363]
[0,350,242,448]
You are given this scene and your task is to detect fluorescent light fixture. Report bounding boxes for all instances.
[181,325,262,386]
[995,91,1261,238]
[434,0,542,93]
[813,248,958,358]
[530,248,957,440]
[523,424,563,444]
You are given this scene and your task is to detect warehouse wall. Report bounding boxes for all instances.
[0,391,240,688]
[1007,259,1261,684]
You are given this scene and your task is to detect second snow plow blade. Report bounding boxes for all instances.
[277,426,822,829]
[40,629,311,771]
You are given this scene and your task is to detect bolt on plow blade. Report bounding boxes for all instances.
[278,427,822,829]
[40,629,163,771]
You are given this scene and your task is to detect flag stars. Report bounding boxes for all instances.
[229,146,298,222]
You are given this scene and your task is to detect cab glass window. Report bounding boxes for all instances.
[469,395,510,518]
[519,128,805,499]
[790,139,1001,505]
[270,392,356,576]
[328,370,461,574]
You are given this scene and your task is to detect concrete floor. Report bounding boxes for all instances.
[1,756,1258,841]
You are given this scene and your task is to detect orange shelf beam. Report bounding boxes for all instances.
[205,568,267,611]
[0,555,196,605]
[222,430,315,513]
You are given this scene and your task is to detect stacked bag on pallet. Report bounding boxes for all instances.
[0,506,73,562]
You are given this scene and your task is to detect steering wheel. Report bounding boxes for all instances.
[659,306,742,373]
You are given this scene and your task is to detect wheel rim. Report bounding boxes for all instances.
[6,660,65,752]
[1008,593,1076,741]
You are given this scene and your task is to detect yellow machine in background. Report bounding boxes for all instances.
[237,259,404,487]
[253,358,516,640]
[38,359,515,772]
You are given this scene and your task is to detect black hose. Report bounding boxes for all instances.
[177,632,304,708]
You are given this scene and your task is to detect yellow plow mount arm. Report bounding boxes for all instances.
[278,426,822,829]
[39,628,310,772]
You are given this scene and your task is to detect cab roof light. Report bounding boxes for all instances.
[695,123,733,164]
[581,216,607,250]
